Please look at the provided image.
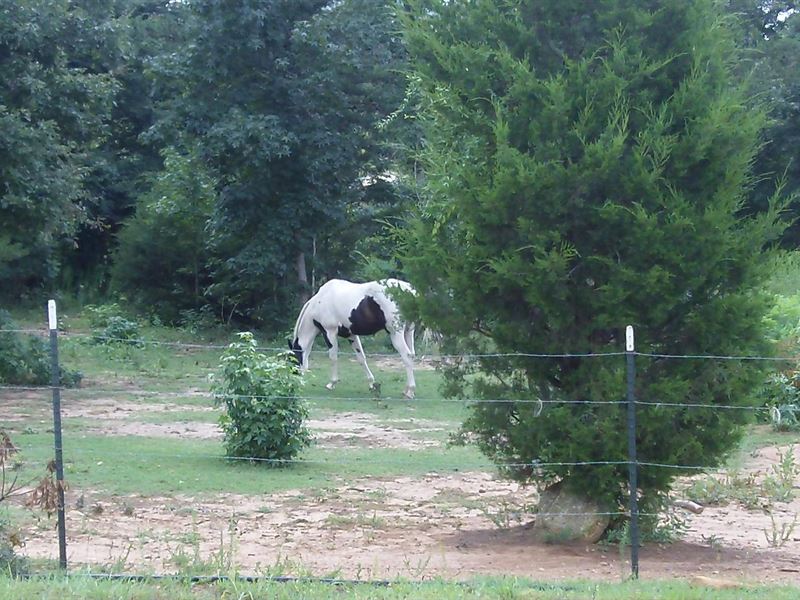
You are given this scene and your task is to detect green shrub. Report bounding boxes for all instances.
[0,310,82,387]
[772,403,800,432]
[210,332,311,463]
[86,304,142,346]
[760,372,800,432]
[85,303,126,329]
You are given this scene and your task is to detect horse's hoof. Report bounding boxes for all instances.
[325,382,336,391]
[403,389,415,400]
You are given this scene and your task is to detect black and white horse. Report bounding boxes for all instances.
[288,279,417,398]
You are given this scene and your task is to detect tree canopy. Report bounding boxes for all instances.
[137,0,409,325]
[1,0,799,344]
[0,0,116,293]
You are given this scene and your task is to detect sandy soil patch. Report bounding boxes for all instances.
[13,468,800,583]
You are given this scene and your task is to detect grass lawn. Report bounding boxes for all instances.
[1,575,798,599]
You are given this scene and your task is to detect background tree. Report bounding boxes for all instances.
[55,0,186,298]
[110,146,216,324]
[740,7,800,245]
[142,0,409,327]
[400,0,788,515]
[0,0,116,298]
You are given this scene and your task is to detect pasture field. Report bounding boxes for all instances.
[2,312,800,596]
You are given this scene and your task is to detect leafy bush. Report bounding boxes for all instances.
[86,304,142,346]
[760,372,800,432]
[210,332,311,463]
[97,316,142,346]
[0,310,82,387]
[85,303,126,329]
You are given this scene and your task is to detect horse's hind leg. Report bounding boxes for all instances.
[325,330,340,391]
[404,323,416,357]
[349,336,376,390]
[389,330,416,399]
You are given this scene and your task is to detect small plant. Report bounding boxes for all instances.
[85,303,142,346]
[763,511,798,548]
[1,431,39,576]
[85,303,126,329]
[210,332,311,463]
[92,316,142,346]
[701,533,722,548]
[0,430,23,572]
[684,472,762,509]
[762,446,799,503]
[479,498,531,529]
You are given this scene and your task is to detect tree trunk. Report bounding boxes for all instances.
[296,250,310,304]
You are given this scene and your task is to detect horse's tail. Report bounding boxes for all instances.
[419,326,443,351]
[292,297,314,341]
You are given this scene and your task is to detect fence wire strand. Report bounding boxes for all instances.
[10,441,727,474]
[6,327,799,361]
[0,383,773,412]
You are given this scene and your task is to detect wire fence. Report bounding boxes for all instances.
[2,317,799,582]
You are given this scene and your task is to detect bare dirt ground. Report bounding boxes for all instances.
[4,393,800,585]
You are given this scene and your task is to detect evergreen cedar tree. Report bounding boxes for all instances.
[400,0,789,514]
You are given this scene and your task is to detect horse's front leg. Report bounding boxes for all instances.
[326,332,340,391]
[390,331,416,399]
[349,336,376,390]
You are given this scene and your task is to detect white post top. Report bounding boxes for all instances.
[625,325,634,352]
[48,299,57,331]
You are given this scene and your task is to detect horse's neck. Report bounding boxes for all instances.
[294,301,318,348]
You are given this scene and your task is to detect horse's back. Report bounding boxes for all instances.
[310,278,413,330]
[315,278,414,299]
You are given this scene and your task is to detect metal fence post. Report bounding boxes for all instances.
[48,300,68,570]
[625,325,640,578]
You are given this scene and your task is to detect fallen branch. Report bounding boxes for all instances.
[674,499,704,514]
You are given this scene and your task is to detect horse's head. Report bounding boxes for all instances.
[287,338,303,367]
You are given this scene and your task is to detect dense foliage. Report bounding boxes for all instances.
[110,147,216,323]
[0,311,81,387]
[2,0,798,333]
[140,0,409,326]
[0,0,116,295]
[211,333,310,462]
[0,0,411,326]
[401,0,789,510]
